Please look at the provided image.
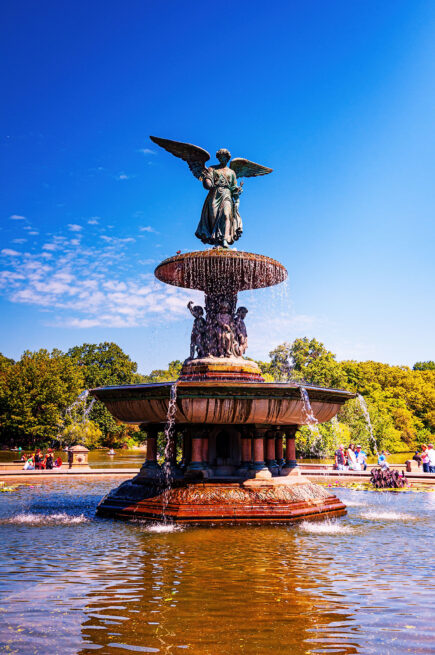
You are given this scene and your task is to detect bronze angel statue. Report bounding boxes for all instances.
[150,136,272,248]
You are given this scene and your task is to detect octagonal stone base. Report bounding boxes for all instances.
[96,476,346,524]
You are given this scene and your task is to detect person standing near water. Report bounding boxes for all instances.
[427,444,435,473]
[334,444,346,470]
[421,444,430,473]
[355,445,367,470]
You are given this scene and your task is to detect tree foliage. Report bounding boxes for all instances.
[0,338,433,457]
[0,349,84,448]
[66,342,143,445]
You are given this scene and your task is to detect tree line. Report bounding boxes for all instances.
[0,339,433,456]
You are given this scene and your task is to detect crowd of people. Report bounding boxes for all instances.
[413,444,435,473]
[22,448,63,470]
[334,444,368,470]
[335,442,435,473]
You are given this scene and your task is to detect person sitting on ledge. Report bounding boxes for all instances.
[54,456,63,468]
[377,450,390,469]
[347,444,360,470]
[23,456,35,470]
[44,449,54,470]
[34,448,44,470]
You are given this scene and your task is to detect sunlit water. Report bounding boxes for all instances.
[0,477,433,654]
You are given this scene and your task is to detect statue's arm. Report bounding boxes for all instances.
[202,168,214,190]
[230,170,243,197]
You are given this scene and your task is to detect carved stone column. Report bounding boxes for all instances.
[251,428,272,479]
[201,433,212,475]
[137,424,160,479]
[186,428,205,473]
[281,425,299,475]
[275,429,285,468]
[266,429,279,476]
[237,427,252,476]
[180,431,188,469]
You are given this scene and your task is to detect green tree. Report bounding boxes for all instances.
[67,342,143,445]
[62,419,102,449]
[267,338,347,388]
[143,360,183,383]
[413,361,435,371]
[0,349,84,448]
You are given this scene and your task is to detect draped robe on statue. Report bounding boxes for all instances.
[195,167,243,246]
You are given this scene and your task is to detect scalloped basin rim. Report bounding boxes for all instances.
[91,380,356,397]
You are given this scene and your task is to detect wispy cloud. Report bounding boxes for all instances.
[0,223,198,328]
[117,173,129,180]
[88,217,99,225]
[1,249,21,257]
[139,226,158,234]
[68,224,82,232]
[138,148,156,155]
[10,214,26,220]
[12,238,27,244]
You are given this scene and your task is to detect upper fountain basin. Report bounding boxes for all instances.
[90,381,356,427]
[154,249,288,293]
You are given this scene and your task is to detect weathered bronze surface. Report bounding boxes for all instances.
[150,136,272,247]
[96,477,346,523]
[91,381,356,426]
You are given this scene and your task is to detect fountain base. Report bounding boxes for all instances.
[96,477,346,524]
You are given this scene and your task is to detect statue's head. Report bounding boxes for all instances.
[236,306,248,318]
[216,148,231,164]
[219,300,231,312]
[192,305,204,317]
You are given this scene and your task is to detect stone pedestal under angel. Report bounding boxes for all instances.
[150,136,273,247]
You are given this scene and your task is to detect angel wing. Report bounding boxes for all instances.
[150,136,210,179]
[229,158,273,179]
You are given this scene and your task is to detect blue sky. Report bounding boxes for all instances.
[1,0,434,373]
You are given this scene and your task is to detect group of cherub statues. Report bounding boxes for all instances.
[187,300,248,360]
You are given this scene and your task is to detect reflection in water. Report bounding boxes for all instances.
[0,479,433,654]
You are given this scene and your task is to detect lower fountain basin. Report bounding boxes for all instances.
[90,381,356,426]
[96,477,346,523]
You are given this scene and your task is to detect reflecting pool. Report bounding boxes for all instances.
[0,477,433,654]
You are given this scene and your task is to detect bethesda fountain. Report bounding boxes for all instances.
[92,136,355,523]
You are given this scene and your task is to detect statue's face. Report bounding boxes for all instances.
[217,150,231,165]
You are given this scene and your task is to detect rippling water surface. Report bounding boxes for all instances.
[0,477,433,654]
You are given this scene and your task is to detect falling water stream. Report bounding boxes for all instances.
[357,393,378,453]
[161,382,178,522]
[299,387,324,457]
[65,389,96,423]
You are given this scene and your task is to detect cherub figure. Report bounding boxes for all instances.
[187,301,206,359]
[234,306,248,356]
[150,136,272,248]
[216,300,236,357]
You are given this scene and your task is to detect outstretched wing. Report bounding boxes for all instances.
[150,136,210,179]
[229,158,273,179]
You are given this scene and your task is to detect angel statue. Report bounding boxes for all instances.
[150,136,273,248]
